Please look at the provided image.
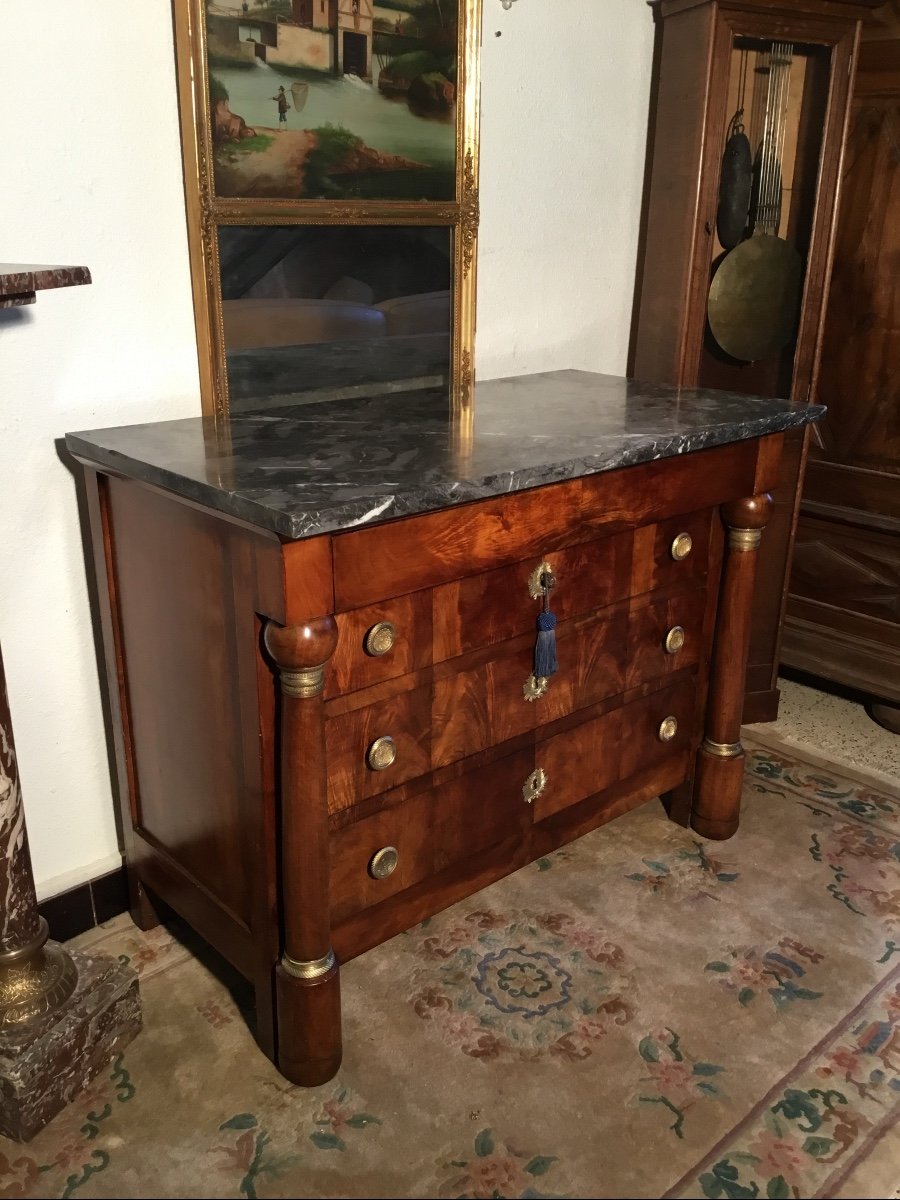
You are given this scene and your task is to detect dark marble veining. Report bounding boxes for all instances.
[66,370,825,541]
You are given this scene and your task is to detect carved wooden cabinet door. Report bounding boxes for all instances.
[783,21,900,716]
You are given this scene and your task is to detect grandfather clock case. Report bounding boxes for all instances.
[632,0,882,722]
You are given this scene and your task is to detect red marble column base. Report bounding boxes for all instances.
[690,749,746,841]
[0,947,141,1142]
[275,961,342,1087]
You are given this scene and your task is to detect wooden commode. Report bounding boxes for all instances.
[66,371,823,1085]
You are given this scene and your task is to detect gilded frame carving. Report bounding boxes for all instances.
[172,0,481,428]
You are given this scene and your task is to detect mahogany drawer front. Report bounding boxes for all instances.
[432,609,629,767]
[332,480,586,609]
[325,591,433,700]
[327,684,431,816]
[625,588,707,690]
[631,509,712,596]
[619,678,696,781]
[329,748,534,925]
[433,531,634,661]
[532,678,695,822]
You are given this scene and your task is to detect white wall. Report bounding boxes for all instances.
[1,0,652,899]
[478,0,653,379]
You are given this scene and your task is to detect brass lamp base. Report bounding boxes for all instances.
[0,945,141,1142]
[0,919,78,1027]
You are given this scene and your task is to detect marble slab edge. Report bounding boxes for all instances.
[66,404,825,543]
[0,264,92,297]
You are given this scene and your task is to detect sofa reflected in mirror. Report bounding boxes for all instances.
[219,225,453,411]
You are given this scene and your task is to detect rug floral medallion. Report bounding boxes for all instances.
[4,744,900,1199]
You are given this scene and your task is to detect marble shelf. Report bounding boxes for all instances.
[67,370,825,541]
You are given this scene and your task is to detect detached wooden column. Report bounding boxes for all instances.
[264,617,342,1086]
[692,495,773,840]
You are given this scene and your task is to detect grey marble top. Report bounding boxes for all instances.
[66,371,825,541]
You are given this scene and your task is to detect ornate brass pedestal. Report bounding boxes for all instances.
[0,648,141,1141]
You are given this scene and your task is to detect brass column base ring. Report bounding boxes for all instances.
[702,737,744,759]
[0,942,79,1028]
[281,949,337,982]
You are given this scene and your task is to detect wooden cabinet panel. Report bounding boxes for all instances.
[783,35,900,705]
[431,610,629,768]
[327,685,432,816]
[329,749,534,925]
[326,591,432,700]
[332,480,585,609]
[533,708,624,821]
[791,516,900,629]
[433,530,633,661]
[534,610,631,724]
[620,681,696,782]
[630,510,712,596]
[106,477,272,934]
[626,588,707,689]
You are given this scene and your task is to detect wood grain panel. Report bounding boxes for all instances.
[282,535,334,626]
[329,749,534,925]
[332,480,584,609]
[790,515,900,627]
[619,680,697,782]
[534,708,624,821]
[326,591,433,700]
[432,531,633,661]
[431,610,629,767]
[580,443,759,531]
[332,755,691,965]
[625,588,707,689]
[326,684,431,815]
[107,478,273,931]
[630,509,712,596]
[782,29,900,704]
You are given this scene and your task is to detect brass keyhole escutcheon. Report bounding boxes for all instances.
[366,736,397,771]
[364,621,396,657]
[369,846,399,879]
[523,674,549,702]
[658,716,679,743]
[522,767,548,805]
[528,560,557,600]
[664,625,686,655]
[671,533,693,561]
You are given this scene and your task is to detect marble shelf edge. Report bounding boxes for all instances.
[0,264,92,310]
[66,397,827,542]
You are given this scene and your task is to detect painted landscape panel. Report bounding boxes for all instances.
[206,1,459,201]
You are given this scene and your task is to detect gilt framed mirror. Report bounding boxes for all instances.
[172,0,481,427]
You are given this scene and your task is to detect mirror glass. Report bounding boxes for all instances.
[219,223,453,410]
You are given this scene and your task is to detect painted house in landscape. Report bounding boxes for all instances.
[206,0,459,201]
[207,1,375,79]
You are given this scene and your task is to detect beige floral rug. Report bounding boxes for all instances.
[5,745,900,1199]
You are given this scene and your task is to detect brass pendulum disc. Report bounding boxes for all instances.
[708,235,803,363]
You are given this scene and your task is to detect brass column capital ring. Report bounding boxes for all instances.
[728,528,763,553]
[280,664,327,699]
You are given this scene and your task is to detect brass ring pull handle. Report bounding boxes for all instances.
[366,736,397,771]
[364,621,397,657]
[369,846,399,879]
[658,716,679,743]
[528,560,557,600]
[523,674,550,702]
[664,625,686,655]
[670,533,693,561]
[522,767,548,805]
